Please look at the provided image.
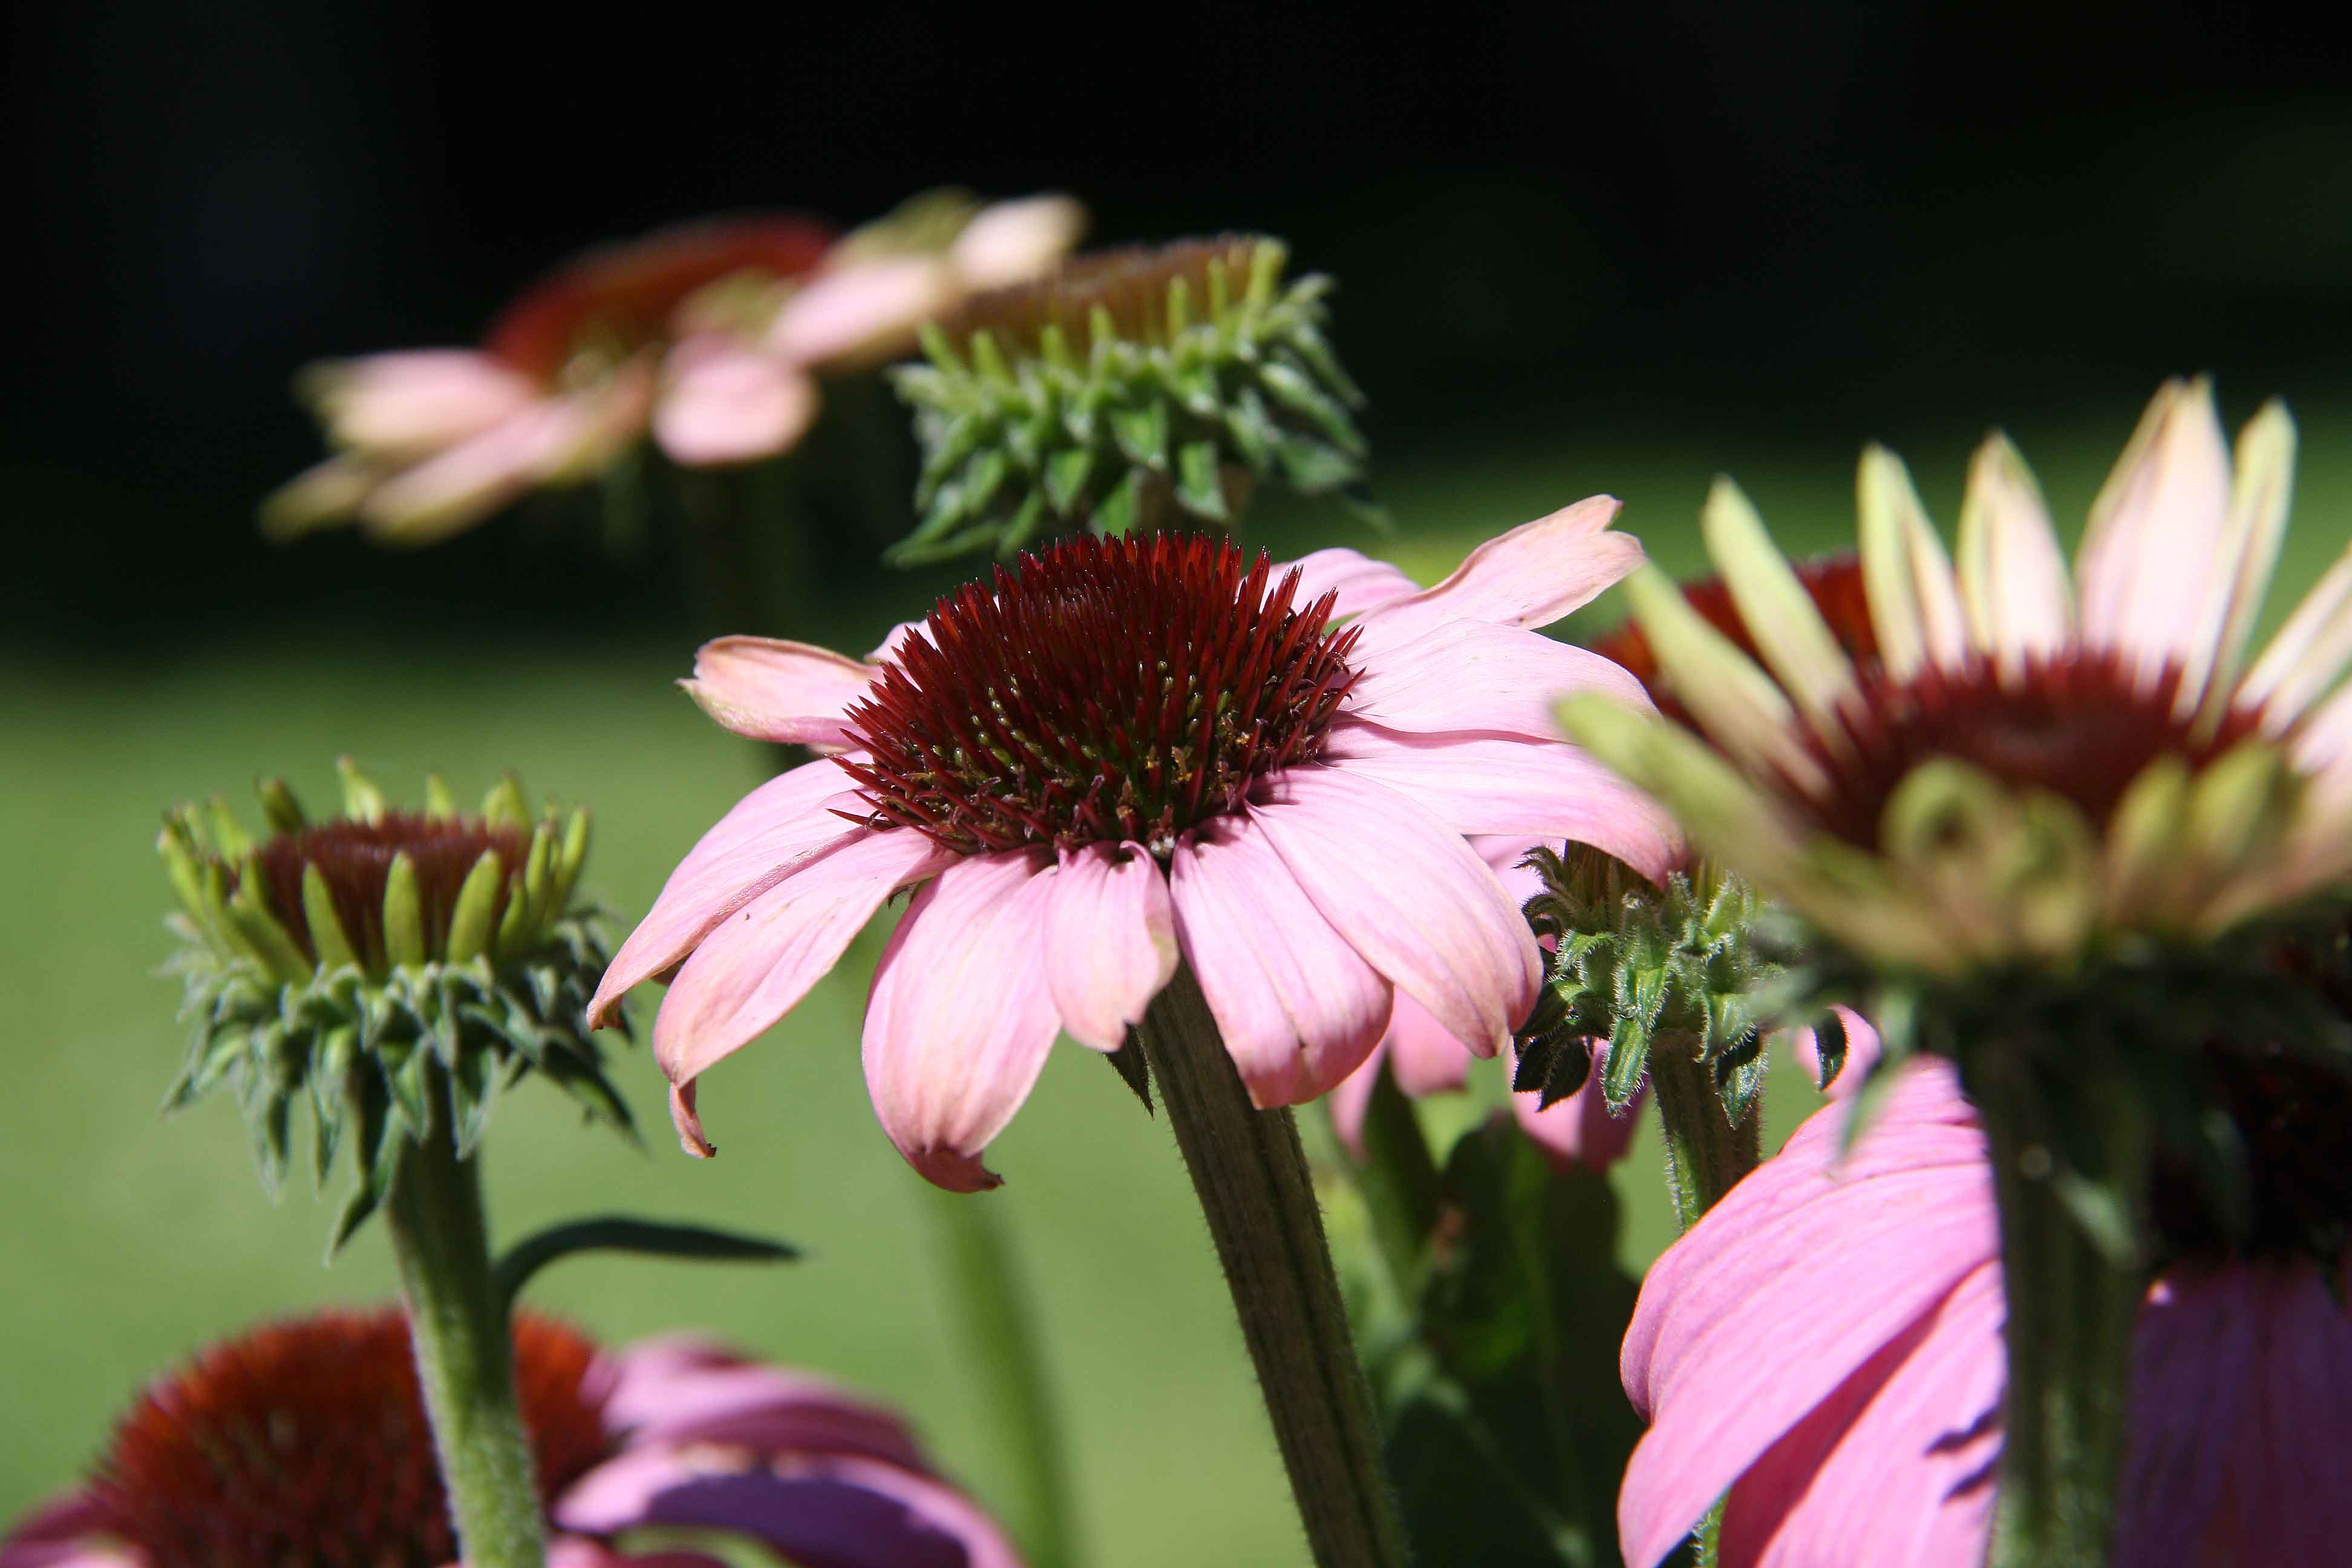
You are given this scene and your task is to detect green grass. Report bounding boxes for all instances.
[4,397,2346,1563]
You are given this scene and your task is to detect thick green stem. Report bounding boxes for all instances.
[1645,1033,1759,1236]
[922,1189,1079,1568]
[1135,966,1409,1568]
[1336,1064,1441,1302]
[1977,1061,2149,1568]
[386,1094,545,1568]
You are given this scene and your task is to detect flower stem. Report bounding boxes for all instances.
[1135,965,1408,1568]
[1976,1057,2149,1568]
[385,1080,545,1568]
[921,1189,1079,1568]
[1645,1032,1758,1235]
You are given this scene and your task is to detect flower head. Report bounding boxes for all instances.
[886,235,1370,564]
[156,762,626,1249]
[1561,382,2352,991]
[0,1308,1022,1568]
[593,502,1677,1189]
[267,194,1083,545]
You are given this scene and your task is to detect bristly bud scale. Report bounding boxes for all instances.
[886,235,1374,565]
[155,760,630,1253]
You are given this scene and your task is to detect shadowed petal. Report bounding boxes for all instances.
[2110,1266,2261,1564]
[862,851,1060,1191]
[591,758,866,1025]
[1857,444,1969,682]
[2185,1261,2352,1564]
[2077,379,2232,681]
[603,1338,932,1469]
[1252,768,1540,1059]
[1366,496,1639,632]
[1042,843,1177,1051]
[683,638,882,748]
[1511,1040,1644,1172]
[1955,433,2073,673]
[655,341,820,467]
[1168,814,1393,1107]
[1323,722,1681,881]
[0,1491,134,1568]
[656,829,955,1155]
[1345,615,1651,742]
[1787,1005,1883,1099]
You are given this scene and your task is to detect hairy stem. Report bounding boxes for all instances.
[1135,965,1408,1568]
[385,1088,544,1568]
[1645,1033,1759,1236]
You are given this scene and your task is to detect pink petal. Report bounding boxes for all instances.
[1618,1060,1998,1568]
[682,638,881,748]
[358,405,562,544]
[2112,1265,2261,1564]
[591,757,866,1026]
[1510,1040,1644,1172]
[2079,382,2234,682]
[1252,768,1541,1059]
[1323,721,1681,881]
[862,851,1060,1191]
[655,828,955,1155]
[1365,495,1641,633]
[1717,1263,2004,1568]
[1787,1005,1883,1099]
[0,1491,134,1568]
[770,256,957,368]
[1042,842,1177,1051]
[1167,814,1394,1108]
[603,1339,930,1469]
[864,618,932,665]
[1344,615,1653,742]
[1385,989,1475,1096]
[310,349,537,456]
[948,194,1086,289]
[1327,1040,1387,1160]
[654,340,820,466]
[545,1539,729,1568]
[1282,547,1422,621]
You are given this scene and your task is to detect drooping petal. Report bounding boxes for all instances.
[654,340,820,467]
[1856,443,1969,681]
[1364,495,1641,633]
[1786,1005,1883,1099]
[1703,477,1860,740]
[1167,814,1394,1107]
[2076,379,2233,681]
[1385,989,1476,1096]
[1321,723,1681,882]
[356,406,564,544]
[601,1338,932,1470]
[1716,1263,2004,1568]
[0,1491,135,1568]
[770,256,958,368]
[1955,433,2073,674]
[655,829,956,1154]
[1041,842,1177,1051]
[1511,1040,1643,1172]
[1344,614,1652,743]
[1618,1060,1998,1568]
[861,851,1060,1191]
[556,1451,1021,1568]
[948,194,1086,290]
[1282,547,1422,621]
[1613,566,1829,796]
[1252,768,1540,1059]
[682,638,881,748]
[307,349,538,457]
[591,757,866,1025]
[1327,1041,1387,1160]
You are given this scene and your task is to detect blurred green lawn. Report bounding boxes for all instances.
[4,394,2345,1564]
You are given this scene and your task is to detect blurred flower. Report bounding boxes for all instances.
[886,235,1371,564]
[268,193,1083,546]
[155,761,626,1249]
[1560,380,2352,979]
[592,502,1677,1189]
[0,1308,1021,1568]
[1616,1050,2352,1567]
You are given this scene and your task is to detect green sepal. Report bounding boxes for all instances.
[1091,468,1144,537]
[258,777,308,836]
[301,862,361,972]
[1105,1035,1154,1112]
[204,795,255,860]
[382,852,426,969]
[1109,402,1169,469]
[1043,446,1097,515]
[336,757,387,824]
[480,773,531,832]
[423,772,459,819]
[1177,440,1228,520]
[226,871,312,983]
[445,851,505,965]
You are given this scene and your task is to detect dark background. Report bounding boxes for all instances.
[10,1,2352,650]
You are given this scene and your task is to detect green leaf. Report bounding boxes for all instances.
[492,1215,800,1312]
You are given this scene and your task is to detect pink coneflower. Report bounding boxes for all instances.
[267,195,1083,544]
[590,501,1678,1189]
[1616,1046,2352,1567]
[0,1307,1020,1568]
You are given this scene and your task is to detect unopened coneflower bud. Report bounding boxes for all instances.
[155,759,627,1250]
[886,235,1373,565]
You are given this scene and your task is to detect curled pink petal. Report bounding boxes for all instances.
[862,851,1062,1191]
[1252,768,1540,1059]
[1343,615,1653,742]
[310,349,537,456]
[655,828,955,1153]
[654,341,819,466]
[1386,990,1474,1096]
[771,256,957,368]
[0,1491,134,1568]
[682,637,881,748]
[591,757,867,1025]
[948,194,1086,290]
[1510,1040,1643,1172]
[1282,547,1422,621]
[602,1341,930,1469]
[543,1540,730,1568]
[1788,1005,1883,1099]
[1322,722,1681,881]
[1168,813,1394,1107]
[1042,842,1177,1051]
[1365,495,1639,633]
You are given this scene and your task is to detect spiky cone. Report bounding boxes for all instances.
[886,235,1373,565]
[156,760,629,1255]
[1557,381,2352,1566]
